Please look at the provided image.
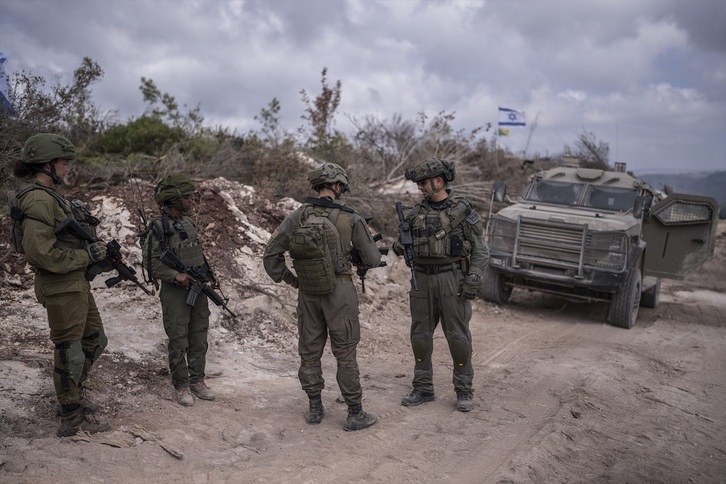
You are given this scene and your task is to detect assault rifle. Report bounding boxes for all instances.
[55,217,153,295]
[159,247,238,319]
[396,201,418,291]
[351,230,389,294]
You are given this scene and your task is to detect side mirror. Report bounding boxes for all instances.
[492,181,507,203]
[633,196,652,220]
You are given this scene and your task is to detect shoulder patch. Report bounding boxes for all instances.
[466,211,480,224]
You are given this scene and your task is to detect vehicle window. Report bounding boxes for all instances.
[527,181,584,205]
[586,186,638,211]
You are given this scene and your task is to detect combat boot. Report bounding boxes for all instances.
[57,407,110,437]
[190,381,215,401]
[401,389,435,407]
[305,396,325,424]
[176,386,194,406]
[456,392,473,412]
[343,404,377,432]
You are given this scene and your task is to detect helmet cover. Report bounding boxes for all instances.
[154,173,196,206]
[307,162,349,191]
[405,158,456,183]
[21,134,76,165]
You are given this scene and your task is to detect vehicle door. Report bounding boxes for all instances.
[642,194,719,279]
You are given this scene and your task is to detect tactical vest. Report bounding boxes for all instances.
[410,196,475,259]
[8,184,98,253]
[141,214,206,281]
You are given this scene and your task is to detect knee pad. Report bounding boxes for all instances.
[83,329,108,362]
[449,335,471,368]
[55,340,84,386]
[411,333,431,362]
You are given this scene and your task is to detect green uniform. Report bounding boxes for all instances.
[263,199,381,405]
[17,182,106,406]
[147,215,213,389]
[402,189,489,395]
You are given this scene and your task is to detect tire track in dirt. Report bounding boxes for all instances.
[442,318,622,481]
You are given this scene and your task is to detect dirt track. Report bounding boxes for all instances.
[1,186,724,483]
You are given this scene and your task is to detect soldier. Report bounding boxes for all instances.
[10,133,110,436]
[143,174,217,406]
[394,158,489,412]
[263,163,381,431]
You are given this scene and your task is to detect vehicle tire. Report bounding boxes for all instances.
[640,277,661,309]
[609,267,642,329]
[480,265,512,305]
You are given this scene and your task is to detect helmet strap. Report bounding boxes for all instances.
[49,162,63,185]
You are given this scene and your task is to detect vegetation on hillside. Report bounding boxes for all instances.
[1,57,613,231]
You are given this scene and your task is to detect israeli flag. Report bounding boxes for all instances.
[498,107,526,126]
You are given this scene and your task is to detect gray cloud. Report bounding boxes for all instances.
[1,0,724,173]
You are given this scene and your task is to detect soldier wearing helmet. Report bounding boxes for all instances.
[143,173,217,406]
[10,134,111,436]
[263,162,382,431]
[394,158,489,412]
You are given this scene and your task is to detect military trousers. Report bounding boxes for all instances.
[34,269,106,405]
[408,267,474,395]
[296,276,363,406]
[159,281,211,389]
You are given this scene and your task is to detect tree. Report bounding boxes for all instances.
[139,77,204,135]
[299,67,341,151]
[566,129,610,169]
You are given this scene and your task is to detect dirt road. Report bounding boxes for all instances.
[1,186,724,483]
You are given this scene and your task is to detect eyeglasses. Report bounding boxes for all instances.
[416,179,430,187]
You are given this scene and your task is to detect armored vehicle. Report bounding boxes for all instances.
[483,163,719,328]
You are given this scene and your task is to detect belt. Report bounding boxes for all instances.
[415,263,457,275]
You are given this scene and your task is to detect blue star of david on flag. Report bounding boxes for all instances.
[498,107,526,126]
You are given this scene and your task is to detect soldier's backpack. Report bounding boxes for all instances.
[288,205,344,295]
[7,184,70,253]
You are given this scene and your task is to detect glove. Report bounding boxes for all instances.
[459,273,480,300]
[86,242,107,263]
[392,240,404,257]
[283,272,299,289]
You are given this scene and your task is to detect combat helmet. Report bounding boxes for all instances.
[21,134,76,165]
[154,173,196,206]
[405,158,456,183]
[307,162,350,193]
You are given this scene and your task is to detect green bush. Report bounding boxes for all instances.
[99,116,183,156]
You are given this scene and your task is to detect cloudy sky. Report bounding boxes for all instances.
[1,0,725,174]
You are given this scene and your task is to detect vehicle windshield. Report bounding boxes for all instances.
[585,186,639,211]
[526,180,584,205]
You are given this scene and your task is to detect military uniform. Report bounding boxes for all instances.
[263,200,381,404]
[12,133,110,436]
[19,184,107,406]
[396,158,489,411]
[144,174,215,403]
[263,162,381,431]
[403,189,488,394]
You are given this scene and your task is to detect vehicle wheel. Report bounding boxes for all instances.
[480,264,512,305]
[640,277,661,309]
[609,267,642,329]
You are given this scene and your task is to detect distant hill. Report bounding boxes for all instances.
[638,171,725,218]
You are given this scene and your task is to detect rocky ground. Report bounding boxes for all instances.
[1,178,724,483]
